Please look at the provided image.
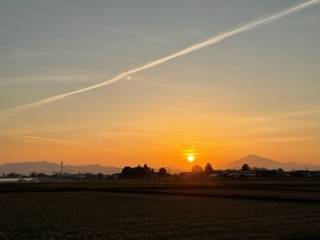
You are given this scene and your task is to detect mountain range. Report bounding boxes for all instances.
[0,161,121,175]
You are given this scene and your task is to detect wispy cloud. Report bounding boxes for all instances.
[0,74,101,86]
[229,136,320,146]
[0,82,9,87]
[240,109,320,123]
[1,134,81,147]
[276,109,320,118]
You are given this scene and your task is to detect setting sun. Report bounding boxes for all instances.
[183,146,197,163]
[187,155,195,163]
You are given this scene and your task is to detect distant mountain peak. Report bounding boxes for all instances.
[221,154,318,170]
[242,154,260,159]
[239,154,278,164]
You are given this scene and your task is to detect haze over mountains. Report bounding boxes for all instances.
[0,154,318,174]
[221,154,319,170]
[0,161,120,175]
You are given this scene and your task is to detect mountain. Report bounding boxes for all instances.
[0,161,121,175]
[221,154,319,170]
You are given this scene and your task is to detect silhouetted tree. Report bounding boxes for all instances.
[6,173,22,178]
[241,164,250,171]
[191,165,203,173]
[36,173,48,178]
[30,172,37,178]
[158,167,169,178]
[121,166,133,177]
[120,164,153,178]
[204,163,214,175]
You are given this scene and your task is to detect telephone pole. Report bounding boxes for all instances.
[60,161,64,175]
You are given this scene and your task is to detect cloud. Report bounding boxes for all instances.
[241,109,320,123]
[1,134,81,147]
[0,74,100,86]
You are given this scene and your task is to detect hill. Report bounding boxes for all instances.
[221,154,319,170]
[0,161,120,175]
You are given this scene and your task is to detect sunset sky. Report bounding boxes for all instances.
[0,0,320,169]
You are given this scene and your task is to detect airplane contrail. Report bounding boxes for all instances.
[3,0,320,116]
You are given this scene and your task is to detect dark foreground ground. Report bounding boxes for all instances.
[0,179,320,239]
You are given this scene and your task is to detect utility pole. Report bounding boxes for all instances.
[60,161,64,175]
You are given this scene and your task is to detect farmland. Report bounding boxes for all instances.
[0,179,320,239]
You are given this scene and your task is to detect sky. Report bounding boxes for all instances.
[0,0,320,169]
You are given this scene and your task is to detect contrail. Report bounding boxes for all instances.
[3,0,319,116]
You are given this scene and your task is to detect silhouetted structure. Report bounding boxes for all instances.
[204,163,214,175]
[158,167,170,178]
[60,161,64,175]
[241,164,250,172]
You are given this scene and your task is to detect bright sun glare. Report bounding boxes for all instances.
[187,155,195,163]
[184,146,197,163]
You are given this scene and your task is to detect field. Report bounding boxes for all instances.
[0,179,320,239]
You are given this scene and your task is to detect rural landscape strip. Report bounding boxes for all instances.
[0,183,319,204]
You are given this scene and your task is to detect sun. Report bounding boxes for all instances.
[187,155,195,163]
[183,146,197,163]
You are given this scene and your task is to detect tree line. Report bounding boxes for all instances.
[120,164,170,179]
